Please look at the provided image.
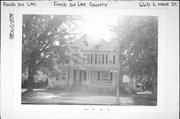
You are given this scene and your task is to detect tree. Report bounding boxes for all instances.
[22,15,84,92]
[112,16,158,93]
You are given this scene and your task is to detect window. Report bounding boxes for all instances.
[106,54,108,64]
[108,54,113,64]
[95,54,97,64]
[83,72,87,81]
[91,54,93,64]
[113,55,116,64]
[102,54,104,64]
[97,54,102,64]
[100,71,110,82]
[98,72,100,81]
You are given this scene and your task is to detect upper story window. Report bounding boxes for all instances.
[113,55,116,64]
[106,54,108,64]
[97,54,102,64]
[94,54,103,64]
[102,54,105,64]
[94,54,97,64]
[108,54,113,64]
[91,54,93,64]
[103,54,116,65]
[58,58,69,64]
[76,52,116,65]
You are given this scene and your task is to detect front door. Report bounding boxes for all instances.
[83,72,87,81]
[79,71,87,85]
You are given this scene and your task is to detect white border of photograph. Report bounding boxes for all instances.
[1,1,179,119]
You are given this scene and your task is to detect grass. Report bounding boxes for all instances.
[133,94,157,106]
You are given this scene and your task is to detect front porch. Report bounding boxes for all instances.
[48,67,136,95]
[68,68,118,92]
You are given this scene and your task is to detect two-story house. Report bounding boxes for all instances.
[48,38,135,93]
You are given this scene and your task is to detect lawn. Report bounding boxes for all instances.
[22,88,157,106]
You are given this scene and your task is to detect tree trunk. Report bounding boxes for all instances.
[27,74,34,92]
[27,60,37,92]
[26,50,39,92]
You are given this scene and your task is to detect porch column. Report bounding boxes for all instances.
[88,69,90,86]
[116,69,120,103]
[112,71,116,91]
[86,69,88,81]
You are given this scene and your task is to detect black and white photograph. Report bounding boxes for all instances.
[21,14,158,106]
[1,1,179,119]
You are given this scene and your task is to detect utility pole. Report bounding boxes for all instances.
[116,39,121,104]
[116,69,120,104]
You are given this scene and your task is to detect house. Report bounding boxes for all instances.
[48,38,136,93]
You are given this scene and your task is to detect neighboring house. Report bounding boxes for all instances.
[48,38,136,93]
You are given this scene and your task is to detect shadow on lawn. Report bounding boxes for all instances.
[22,88,157,106]
[22,88,117,99]
[132,94,157,106]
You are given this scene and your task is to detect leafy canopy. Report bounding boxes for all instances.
[112,16,158,81]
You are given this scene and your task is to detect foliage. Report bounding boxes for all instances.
[22,79,48,89]
[22,15,84,91]
[112,16,158,84]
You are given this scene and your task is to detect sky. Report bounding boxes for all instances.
[77,14,119,44]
